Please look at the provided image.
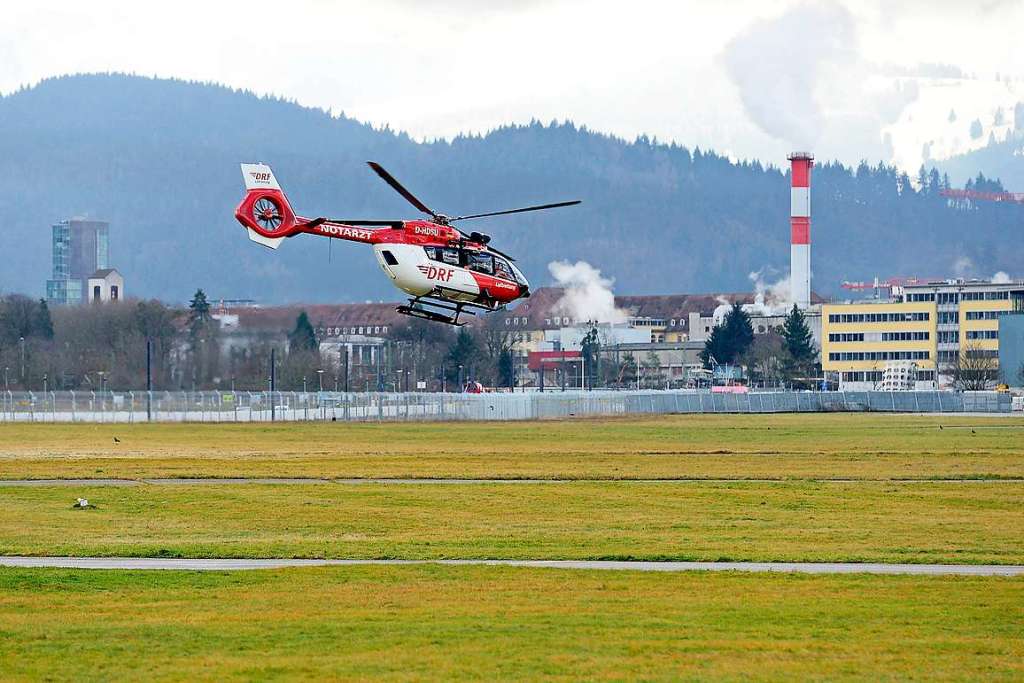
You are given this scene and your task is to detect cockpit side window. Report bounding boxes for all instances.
[442,248,460,265]
[468,252,493,275]
[494,257,514,281]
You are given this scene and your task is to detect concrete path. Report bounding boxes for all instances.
[2,557,1022,575]
[2,477,1022,486]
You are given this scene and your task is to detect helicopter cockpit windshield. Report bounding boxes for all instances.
[423,246,527,286]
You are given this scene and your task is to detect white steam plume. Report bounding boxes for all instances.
[547,260,628,324]
[722,1,917,163]
[991,271,1012,284]
[953,256,975,278]
[713,270,795,325]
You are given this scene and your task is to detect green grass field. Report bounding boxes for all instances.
[2,413,1024,480]
[2,415,1023,679]
[1,566,1022,681]
[2,481,1022,563]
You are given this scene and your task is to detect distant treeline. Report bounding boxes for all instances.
[1,74,1021,306]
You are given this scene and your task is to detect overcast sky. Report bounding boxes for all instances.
[3,0,1022,166]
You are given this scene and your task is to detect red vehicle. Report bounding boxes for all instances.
[234,162,580,325]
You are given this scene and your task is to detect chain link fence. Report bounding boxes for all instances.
[0,389,1012,423]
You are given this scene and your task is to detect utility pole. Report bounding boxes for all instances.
[376,345,384,392]
[270,347,276,422]
[146,339,152,422]
[561,350,566,392]
[581,352,586,391]
[341,345,349,393]
[19,336,25,385]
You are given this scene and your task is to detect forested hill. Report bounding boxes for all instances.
[0,74,1018,304]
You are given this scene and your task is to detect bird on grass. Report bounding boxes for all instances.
[113,437,120,443]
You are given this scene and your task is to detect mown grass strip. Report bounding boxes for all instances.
[2,413,1024,481]
[2,481,1021,564]
[1,565,1021,681]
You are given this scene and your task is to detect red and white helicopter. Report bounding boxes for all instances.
[234,162,580,325]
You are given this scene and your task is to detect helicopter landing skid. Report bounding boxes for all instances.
[397,296,488,326]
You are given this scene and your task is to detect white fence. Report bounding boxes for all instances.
[0,390,1012,423]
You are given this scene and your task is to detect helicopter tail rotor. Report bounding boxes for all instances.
[235,163,299,249]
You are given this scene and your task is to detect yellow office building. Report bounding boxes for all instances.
[823,301,938,389]
[823,279,1024,390]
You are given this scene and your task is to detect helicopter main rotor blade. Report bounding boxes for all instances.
[451,200,581,222]
[367,162,436,217]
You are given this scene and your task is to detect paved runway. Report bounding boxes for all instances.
[2,556,1022,575]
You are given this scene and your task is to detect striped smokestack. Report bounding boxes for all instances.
[788,152,813,309]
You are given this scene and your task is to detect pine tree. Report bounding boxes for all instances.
[188,289,210,336]
[701,303,754,368]
[916,165,928,193]
[970,118,983,140]
[33,299,54,340]
[288,311,318,352]
[446,328,478,385]
[700,324,729,369]
[724,302,754,357]
[782,304,814,362]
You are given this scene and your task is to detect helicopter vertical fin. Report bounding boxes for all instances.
[241,163,283,191]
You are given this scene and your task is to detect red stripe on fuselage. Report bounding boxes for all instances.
[469,271,521,302]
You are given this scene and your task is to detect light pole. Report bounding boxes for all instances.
[317,369,324,392]
[42,373,47,394]
[581,351,586,391]
[3,367,8,391]
[303,376,307,393]
[341,346,349,393]
[457,364,464,392]
[19,336,25,384]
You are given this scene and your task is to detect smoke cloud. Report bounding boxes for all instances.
[712,270,795,325]
[991,271,1012,284]
[547,260,629,324]
[953,256,975,277]
[722,1,917,163]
